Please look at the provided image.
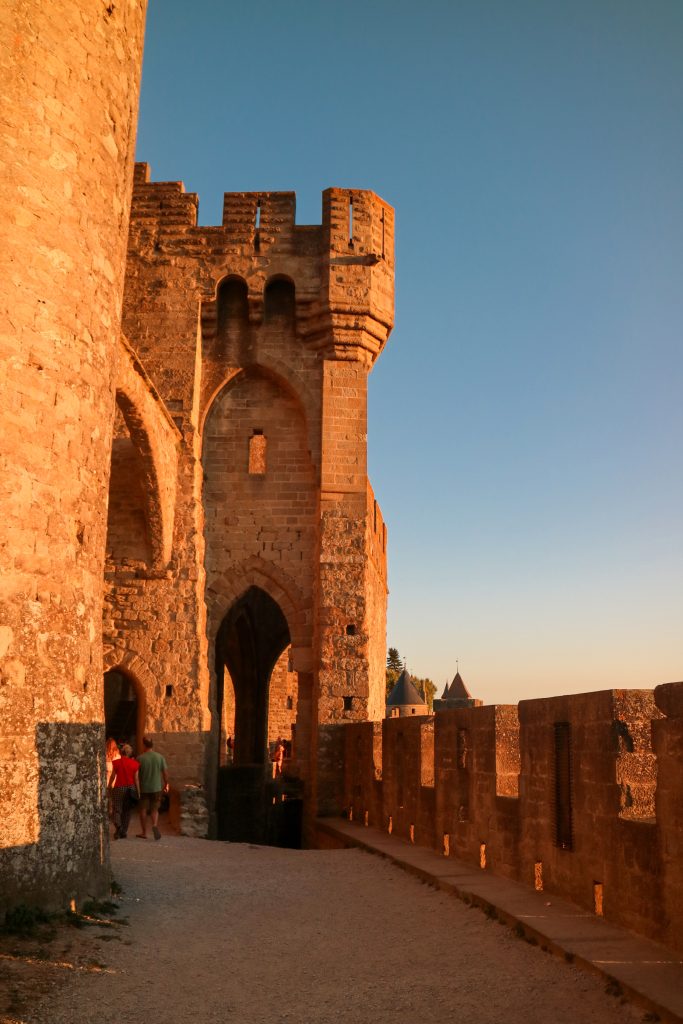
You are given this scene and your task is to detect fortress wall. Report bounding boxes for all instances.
[375,716,435,846]
[117,169,394,829]
[652,683,683,953]
[0,0,147,909]
[331,681,683,953]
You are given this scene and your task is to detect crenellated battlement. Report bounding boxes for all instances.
[128,163,395,361]
[131,165,393,262]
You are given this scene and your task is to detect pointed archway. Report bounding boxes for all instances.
[103,668,146,753]
[215,586,290,766]
[214,586,303,846]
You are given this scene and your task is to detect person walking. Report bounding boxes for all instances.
[136,735,169,841]
[271,737,285,777]
[108,743,140,839]
[105,736,120,824]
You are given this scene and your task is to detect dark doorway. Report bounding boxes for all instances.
[215,586,290,766]
[104,670,141,751]
[214,586,303,846]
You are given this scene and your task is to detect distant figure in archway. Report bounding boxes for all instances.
[271,737,285,777]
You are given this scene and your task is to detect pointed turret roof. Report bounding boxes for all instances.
[440,682,449,699]
[447,670,471,701]
[387,668,425,707]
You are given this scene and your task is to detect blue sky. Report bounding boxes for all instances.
[136,0,682,704]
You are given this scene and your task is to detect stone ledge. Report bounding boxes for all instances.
[315,818,683,1024]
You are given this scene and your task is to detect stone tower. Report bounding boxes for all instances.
[105,167,394,834]
[0,1,147,906]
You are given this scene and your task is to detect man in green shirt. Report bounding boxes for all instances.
[136,735,169,841]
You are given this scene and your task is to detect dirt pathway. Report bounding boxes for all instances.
[15,836,641,1024]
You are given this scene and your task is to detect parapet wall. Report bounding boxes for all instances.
[335,681,683,954]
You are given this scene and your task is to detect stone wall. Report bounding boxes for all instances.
[336,681,683,954]
[0,0,147,910]
[109,167,394,830]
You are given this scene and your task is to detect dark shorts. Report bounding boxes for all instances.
[140,791,162,812]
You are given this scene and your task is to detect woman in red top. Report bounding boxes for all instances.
[108,743,140,839]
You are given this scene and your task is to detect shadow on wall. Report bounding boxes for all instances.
[0,721,109,913]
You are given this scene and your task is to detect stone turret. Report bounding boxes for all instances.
[386,669,429,718]
[433,670,483,711]
[0,0,148,910]
[114,167,395,832]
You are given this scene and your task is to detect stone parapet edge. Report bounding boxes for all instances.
[315,818,683,1024]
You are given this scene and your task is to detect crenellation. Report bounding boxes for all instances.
[337,683,683,953]
[7,10,675,972]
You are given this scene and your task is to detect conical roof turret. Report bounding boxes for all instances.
[448,670,471,701]
[386,668,425,707]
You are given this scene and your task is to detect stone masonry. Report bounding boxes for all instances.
[0,0,147,908]
[0,0,393,906]
[106,165,393,832]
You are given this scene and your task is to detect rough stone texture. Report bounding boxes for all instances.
[0,0,147,909]
[338,683,683,954]
[106,167,394,829]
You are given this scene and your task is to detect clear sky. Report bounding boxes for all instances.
[136,0,683,705]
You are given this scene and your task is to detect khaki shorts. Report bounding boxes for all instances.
[140,791,161,812]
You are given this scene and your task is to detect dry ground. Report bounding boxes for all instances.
[1,836,645,1024]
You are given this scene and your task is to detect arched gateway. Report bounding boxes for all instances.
[100,169,394,845]
[216,586,290,766]
[214,588,303,845]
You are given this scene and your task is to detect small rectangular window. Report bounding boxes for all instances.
[248,430,266,475]
[343,696,353,711]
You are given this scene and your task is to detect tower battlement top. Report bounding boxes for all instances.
[131,163,394,266]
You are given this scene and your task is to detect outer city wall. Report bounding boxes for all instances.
[332,681,683,955]
[0,1,147,907]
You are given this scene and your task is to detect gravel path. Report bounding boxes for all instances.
[23,837,641,1024]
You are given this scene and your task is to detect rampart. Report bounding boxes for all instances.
[336,681,683,954]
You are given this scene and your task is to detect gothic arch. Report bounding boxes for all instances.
[205,556,309,655]
[199,361,312,444]
[114,336,180,568]
[102,648,151,752]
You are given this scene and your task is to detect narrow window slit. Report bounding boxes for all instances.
[348,194,354,247]
[554,722,573,850]
[594,882,604,916]
[480,842,487,869]
[248,430,266,475]
[254,198,261,250]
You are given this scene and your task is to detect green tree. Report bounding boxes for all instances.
[386,647,402,673]
[386,646,402,697]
